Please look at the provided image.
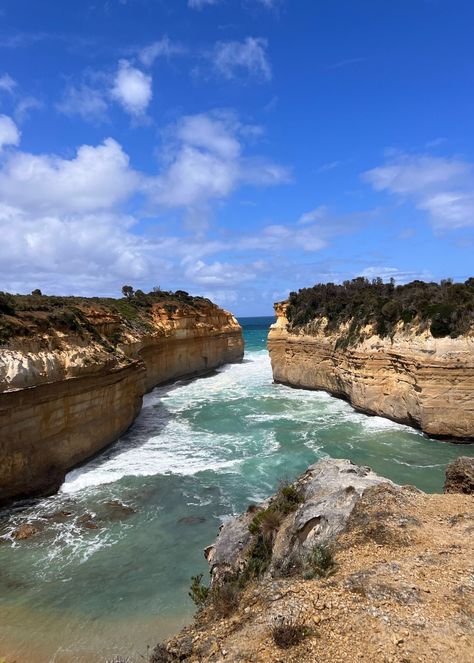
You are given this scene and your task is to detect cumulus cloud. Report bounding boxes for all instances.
[0,111,291,296]
[0,138,140,213]
[0,115,20,151]
[363,153,474,230]
[146,111,289,225]
[111,60,152,116]
[213,37,272,81]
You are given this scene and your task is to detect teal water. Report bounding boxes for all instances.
[0,316,473,662]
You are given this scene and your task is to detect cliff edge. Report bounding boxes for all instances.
[0,290,244,505]
[268,279,474,440]
[153,458,474,663]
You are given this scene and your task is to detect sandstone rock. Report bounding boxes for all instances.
[13,523,39,540]
[268,302,474,440]
[444,457,474,494]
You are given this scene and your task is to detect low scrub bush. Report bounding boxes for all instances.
[304,544,336,579]
[271,617,310,649]
[212,580,240,617]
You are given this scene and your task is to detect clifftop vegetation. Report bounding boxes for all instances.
[0,288,213,346]
[285,277,474,342]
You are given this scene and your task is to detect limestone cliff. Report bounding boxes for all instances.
[268,302,474,440]
[153,459,474,663]
[0,293,243,505]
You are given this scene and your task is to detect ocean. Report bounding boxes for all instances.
[0,316,473,662]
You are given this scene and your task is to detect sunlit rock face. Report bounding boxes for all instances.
[0,299,244,505]
[268,302,474,441]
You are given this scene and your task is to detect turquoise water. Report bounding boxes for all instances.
[0,316,473,662]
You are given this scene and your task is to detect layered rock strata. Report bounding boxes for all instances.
[268,302,474,440]
[0,299,243,505]
[156,459,474,663]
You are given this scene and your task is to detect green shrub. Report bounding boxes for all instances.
[304,544,336,579]
[243,534,273,580]
[188,574,209,608]
[285,277,474,342]
[0,292,15,315]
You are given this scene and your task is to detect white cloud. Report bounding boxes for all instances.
[242,223,328,252]
[0,138,140,213]
[213,37,272,81]
[146,111,289,224]
[188,0,221,8]
[0,115,20,151]
[0,111,291,297]
[0,73,16,94]
[363,153,474,229]
[298,205,329,224]
[139,36,184,67]
[111,60,152,116]
[183,258,262,285]
[57,83,109,123]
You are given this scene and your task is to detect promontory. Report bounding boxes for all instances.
[0,289,244,506]
[268,278,474,440]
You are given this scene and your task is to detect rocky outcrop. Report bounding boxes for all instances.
[156,459,474,663]
[268,302,474,440]
[206,459,395,588]
[0,297,243,505]
[444,457,474,494]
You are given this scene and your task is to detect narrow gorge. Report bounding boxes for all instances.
[0,291,244,505]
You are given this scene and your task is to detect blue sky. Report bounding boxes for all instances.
[0,0,473,315]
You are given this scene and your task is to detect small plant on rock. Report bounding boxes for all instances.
[271,617,310,649]
[304,543,336,579]
[212,580,240,617]
[188,573,209,608]
[274,481,303,514]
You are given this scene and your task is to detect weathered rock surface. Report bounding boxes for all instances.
[268,302,474,440]
[0,299,243,505]
[444,456,474,494]
[206,459,395,587]
[158,459,474,663]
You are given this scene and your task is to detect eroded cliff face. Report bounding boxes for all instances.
[268,302,474,440]
[0,299,243,505]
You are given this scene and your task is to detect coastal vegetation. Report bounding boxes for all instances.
[285,277,474,341]
[0,287,212,345]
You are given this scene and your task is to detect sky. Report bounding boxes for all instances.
[0,0,473,315]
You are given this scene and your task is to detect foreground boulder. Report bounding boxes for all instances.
[154,458,474,663]
[206,459,396,587]
[444,456,474,494]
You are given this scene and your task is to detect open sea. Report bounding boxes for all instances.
[1,316,473,662]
